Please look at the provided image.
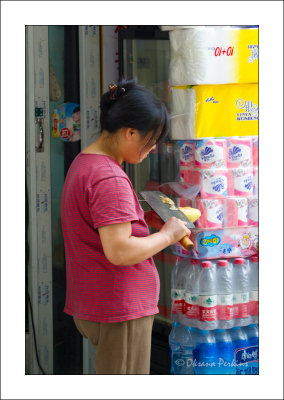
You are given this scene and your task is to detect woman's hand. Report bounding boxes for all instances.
[159,217,191,246]
[98,217,191,266]
[98,217,191,265]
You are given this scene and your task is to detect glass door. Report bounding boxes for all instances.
[118,28,176,331]
[48,25,83,375]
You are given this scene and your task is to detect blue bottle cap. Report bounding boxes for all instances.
[215,329,225,333]
[248,324,258,328]
[185,326,192,333]
[231,326,241,330]
[199,329,209,334]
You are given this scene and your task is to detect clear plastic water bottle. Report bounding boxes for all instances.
[249,255,259,324]
[169,322,186,374]
[198,261,218,330]
[191,327,199,374]
[233,258,251,326]
[171,260,187,322]
[194,330,218,375]
[180,326,194,374]
[245,324,259,374]
[214,329,235,374]
[184,259,200,327]
[217,260,234,329]
[231,326,250,375]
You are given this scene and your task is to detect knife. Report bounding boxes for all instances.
[140,190,194,251]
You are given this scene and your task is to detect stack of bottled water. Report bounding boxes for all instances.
[169,323,259,375]
[171,255,259,329]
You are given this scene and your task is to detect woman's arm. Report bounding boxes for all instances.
[98,217,191,266]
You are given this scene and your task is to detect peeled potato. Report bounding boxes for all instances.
[178,207,201,223]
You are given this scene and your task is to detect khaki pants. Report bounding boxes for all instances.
[73,315,154,374]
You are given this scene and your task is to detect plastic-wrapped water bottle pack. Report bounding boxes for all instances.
[169,322,259,375]
[171,256,259,329]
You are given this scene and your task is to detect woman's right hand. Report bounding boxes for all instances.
[159,217,191,245]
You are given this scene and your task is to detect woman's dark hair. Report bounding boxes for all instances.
[100,79,169,148]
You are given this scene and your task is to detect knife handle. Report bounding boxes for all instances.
[179,236,194,252]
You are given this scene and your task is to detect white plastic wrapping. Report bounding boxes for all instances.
[168,26,258,85]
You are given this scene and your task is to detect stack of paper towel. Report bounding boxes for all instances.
[162,25,259,140]
[166,26,258,86]
[170,83,258,139]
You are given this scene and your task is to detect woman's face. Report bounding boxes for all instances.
[125,131,157,164]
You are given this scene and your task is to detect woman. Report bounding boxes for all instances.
[61,80,191,374]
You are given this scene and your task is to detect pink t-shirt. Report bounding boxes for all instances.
[61,153,160,323]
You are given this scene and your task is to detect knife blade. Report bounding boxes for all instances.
[140,190,194,251]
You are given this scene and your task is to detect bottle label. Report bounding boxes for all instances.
[184,291,199,319]
[233,292,250,318]
[198,295,218,321]
[218,294,234,320]
[249,290,259,316]
[171,289,185,314]
[235,345,259,375]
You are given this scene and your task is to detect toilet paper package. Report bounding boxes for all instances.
[224,197,248,227]
[179,168,201,185]
[179,168,229,198]
[191,198,224,229]
[174,140,195,168]
[194,139,227,169]
[248,196,258,226]
[168,26,258,85]
[171,226,258,259]
[186,197,250,229]
[169,84,258,140]
[253,167,258,195]
[228,168,254,197]
[199,169,229,198]
[252,137,259,167]
[227,138,253,168]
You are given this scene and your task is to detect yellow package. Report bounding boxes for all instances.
[170,83,258,139]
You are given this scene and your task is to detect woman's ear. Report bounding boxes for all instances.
[125,128,138,141]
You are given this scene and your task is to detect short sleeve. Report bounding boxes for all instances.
[87,176,139,229]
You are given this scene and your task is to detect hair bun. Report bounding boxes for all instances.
[109,83,126,101]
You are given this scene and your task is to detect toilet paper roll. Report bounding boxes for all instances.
[227,138,253,168]
[253,167,258,195]
[169,84,259,140]
[199,169,229,198]
[170,86,195,140]
[169,26,258,85]
[248,196,258,226]
[252,137,259,168]
[225,197,248,227]
[175,140,195,168]
[192,198,224,229]
[179,167,200,185]
[194,139,227,169]
[228,168,254,197]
